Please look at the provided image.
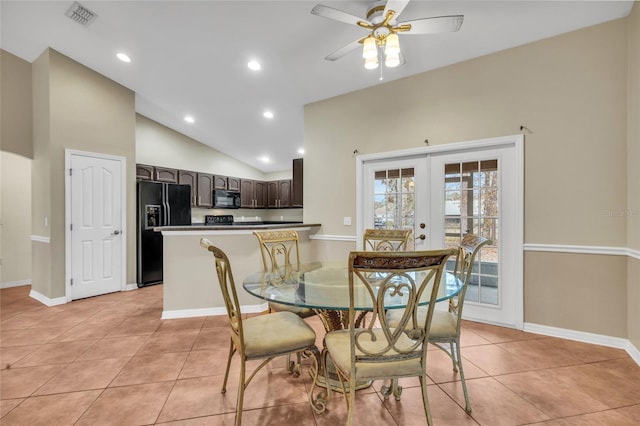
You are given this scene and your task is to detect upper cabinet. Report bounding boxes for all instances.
[267,180,291,209]
[240,179,266,209]
[136,164,179,183]
[213,175,227,190]
[154,167,178,183]
[214,175,241,192]
[196,173,214,207]
[178,170,197,206]
[136,164,154,181]
[292,158,303,208]
[227,177,241,192]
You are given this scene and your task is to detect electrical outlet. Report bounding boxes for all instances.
[343,217,351,226]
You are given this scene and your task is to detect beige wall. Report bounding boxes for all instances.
[0,151,32,286]
[627,3,640,350]
[0,50,32,158]
[31,49,52,297]
[136,114,265,180]
[304,18,632,338]
[525,252,628,337]
[32,49,136,298]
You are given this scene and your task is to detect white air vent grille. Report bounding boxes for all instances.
[65,1,98,27]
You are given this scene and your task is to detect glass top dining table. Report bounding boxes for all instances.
[242,260,464,311]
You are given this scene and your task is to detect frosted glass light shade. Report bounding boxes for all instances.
[385,51,400,68]
[363,36,377,59]
[385,33,400,56]
[364,56,379,70]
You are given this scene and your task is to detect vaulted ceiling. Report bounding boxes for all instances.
[1,1,634,172]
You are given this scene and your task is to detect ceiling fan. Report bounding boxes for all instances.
[311,0,463,69]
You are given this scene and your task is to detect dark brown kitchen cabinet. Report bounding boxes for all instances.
[136,164,154,181]
[213,175,241,192]
[178,170,197,206]
[267,180,291,209]
[227,177,241,192]
[254,181,267,208]
[240,179,266,208]
[154,166,178,183]
[196,173,214,207]
[213,175,227,190]
[292,158,303,208]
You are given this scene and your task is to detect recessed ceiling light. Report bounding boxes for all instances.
[247,60,261,71]
[116,52,131,63]
[184,115,195,123]
[260,156,270,163]
[263,111,274,119]
[298,148,305,155]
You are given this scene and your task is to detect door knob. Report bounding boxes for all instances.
[415,234,426,240]
[111,230,121,236]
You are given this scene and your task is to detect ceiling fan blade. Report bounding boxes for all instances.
[311,4,371,27]
[384,0,410,24]
[325,38,363,61]
[402,15,464,34]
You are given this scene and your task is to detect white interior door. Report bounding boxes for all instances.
[68,151,125,300]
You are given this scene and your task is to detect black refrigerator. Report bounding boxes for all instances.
[137,181,192,287]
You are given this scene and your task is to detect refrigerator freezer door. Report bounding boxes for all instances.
[166,184,192,226]
[137,181,164,286]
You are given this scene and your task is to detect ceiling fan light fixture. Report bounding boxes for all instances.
[362,36,377,59]
[364,55,379,70]
[385,51,400,68]
[384,33,400,56]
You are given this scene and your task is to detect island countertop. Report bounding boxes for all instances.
[156,223,321,233]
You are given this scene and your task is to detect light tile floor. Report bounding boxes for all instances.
[1,284,640,425]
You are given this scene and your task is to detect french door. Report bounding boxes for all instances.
[358,136,523,329]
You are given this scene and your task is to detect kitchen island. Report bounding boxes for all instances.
[157,223,321,319]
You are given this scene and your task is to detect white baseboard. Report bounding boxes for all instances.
[1,279,31,289]
[161,303,268,320]
[29,289,67,307]
[123,283,138,291]
[524,322,640,366]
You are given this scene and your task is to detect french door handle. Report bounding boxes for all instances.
[415,234,426,240]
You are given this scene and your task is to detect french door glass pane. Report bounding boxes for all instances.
[373,168,415,249]
[444,160,499,305]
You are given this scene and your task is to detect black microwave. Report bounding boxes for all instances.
[213,190,241,209]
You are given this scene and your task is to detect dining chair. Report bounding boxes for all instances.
[362,228,412,251]
[253,230,316,373]
[386,234,491,412]
[200,239,317,426]
[321,249,456,426]
[253,230,316,318]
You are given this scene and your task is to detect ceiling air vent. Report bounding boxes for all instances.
[65,1,98,27]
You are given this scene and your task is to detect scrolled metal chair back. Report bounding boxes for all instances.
[254,230,300,273]
[363,228,411,252]
[348,249,456,364]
